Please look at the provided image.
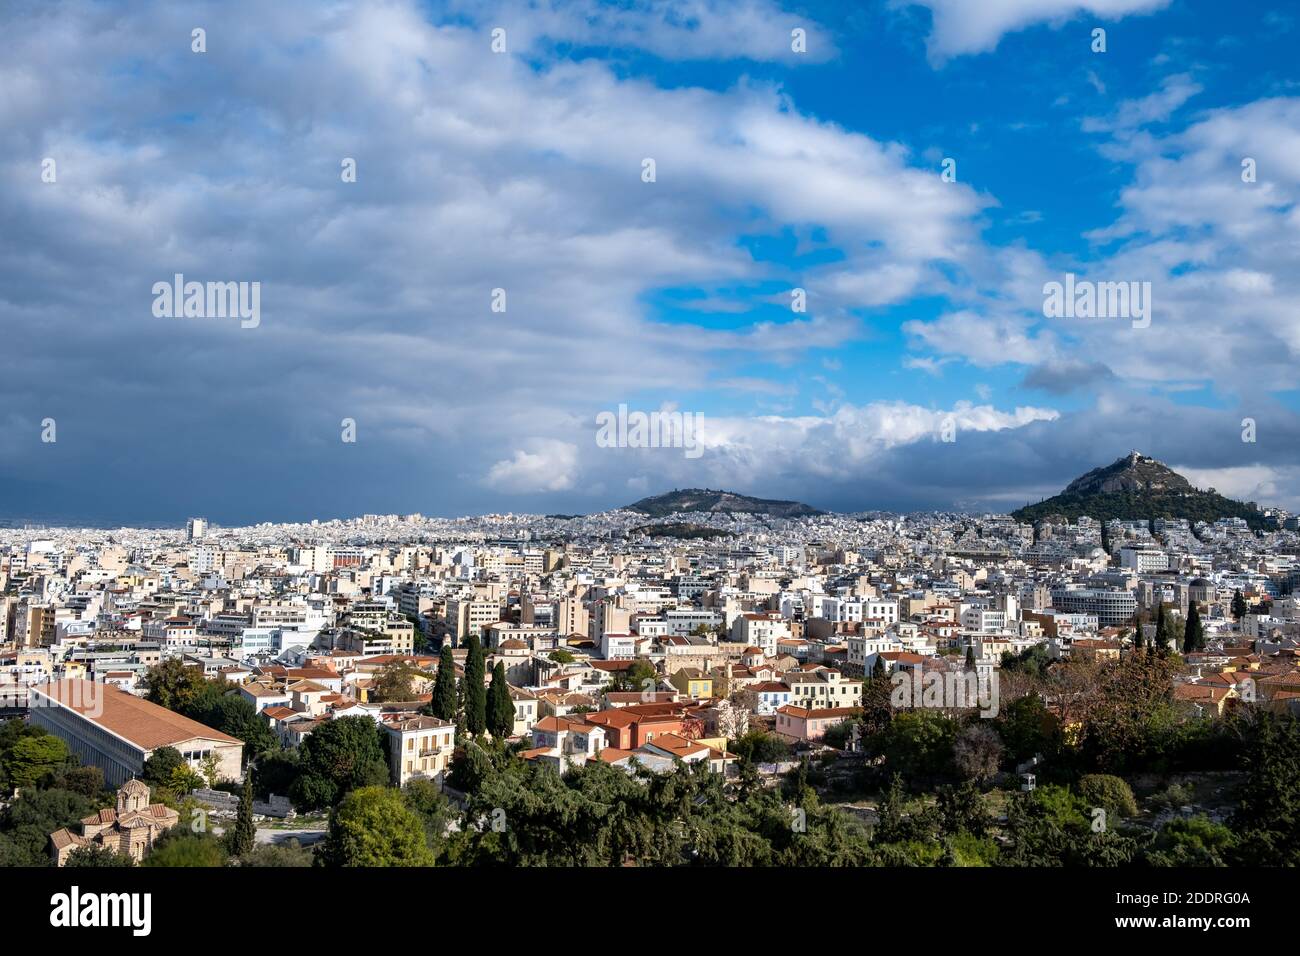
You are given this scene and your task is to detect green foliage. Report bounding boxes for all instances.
[1144,815,1235,866]
[548,649,575,665]
[1231,589,1249,620]
[251,749,300,800]
[237,838,315,867]
[488,662,515,739]
[1231,712,1300,865]
[880,710,958,786]
[1182,602,1205,654]
[447,739,496,793]
[317,786,434,867]
[228,776,256,858]
[1004,784,1138,866]
[728,729,791,765]
[6,733,70,789]
[64,844,135,867]
[143,831,229,867]
[1077,774,1138,819]
[463,636,487,737]
[429,644,458,721]
[290,716,390,811]
[142,747,185,790]
[51,766,106,800]
[995,696,1062,769]
[143,658,211,713]
[0,787,97,866]
[372,660,423,703]
[1011,489,1265,529]
[403,778,456,860]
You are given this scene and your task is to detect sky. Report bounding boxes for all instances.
[2,0,1300,525]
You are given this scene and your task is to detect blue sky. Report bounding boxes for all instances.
[2,0,1299,524]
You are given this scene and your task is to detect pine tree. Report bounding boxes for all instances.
[230,774,256,858]
[1183,602,1205,654]
[430,644,457,721]
[463,635,487,737]
[487,662,515,740]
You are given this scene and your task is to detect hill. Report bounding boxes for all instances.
[624,488,822,518]
[1011,452,1266,529]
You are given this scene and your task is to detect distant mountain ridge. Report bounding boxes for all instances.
[1012,451,1266,528]
[624,488,823,518]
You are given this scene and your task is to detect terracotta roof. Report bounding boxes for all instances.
[32,679,242,751]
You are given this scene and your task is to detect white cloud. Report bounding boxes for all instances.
[485,440,579,493]
[900,0,1171,61]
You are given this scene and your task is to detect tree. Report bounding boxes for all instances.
[1159,606,1182,654]
[53,766,105,799]
[238,838,315,867]
[880,710,958,786]
[1231,589,1249,621]
[1152,603,1166,654]
[463,636,487,737]
[429,644,457,721]
[170,764,204,795]
[143,658,210,713]
[487,662,515,739]
[549,649,575,665]
[316,786,434,867]
[7,733,69,788]
[373,661,420,703]
[1145,816,1235,867]
[143,832,228,867]
[1183,602,1205,654]
[1078,773,1138,819]
[65,844,135,867]
[1231,713,1300,865]
[871,657,886,681]
[200,695,277,760]
[0,787,96,866]
[617,657,657,695]
[952,723,1003,784]
[142,747,185,790]
[229,775,256,858]
[290,716,390,811]
[403,778,456,860]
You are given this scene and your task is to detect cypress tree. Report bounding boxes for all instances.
[1161,607,1182,654]
[1152,603,1165,653]
[231,774,256,858]
[871,656,886,681]
[1232,589,1249,621]
[1183,602,1205,654]
[488,662,515,740]
[463,635,487,737]
[430,643,457,721]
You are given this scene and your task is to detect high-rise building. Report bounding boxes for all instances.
[186,517,207,542]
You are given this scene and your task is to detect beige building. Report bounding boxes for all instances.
[384,715,455,787]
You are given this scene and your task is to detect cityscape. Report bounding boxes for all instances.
[2,451,1298,878]
[1,0,1297,928]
